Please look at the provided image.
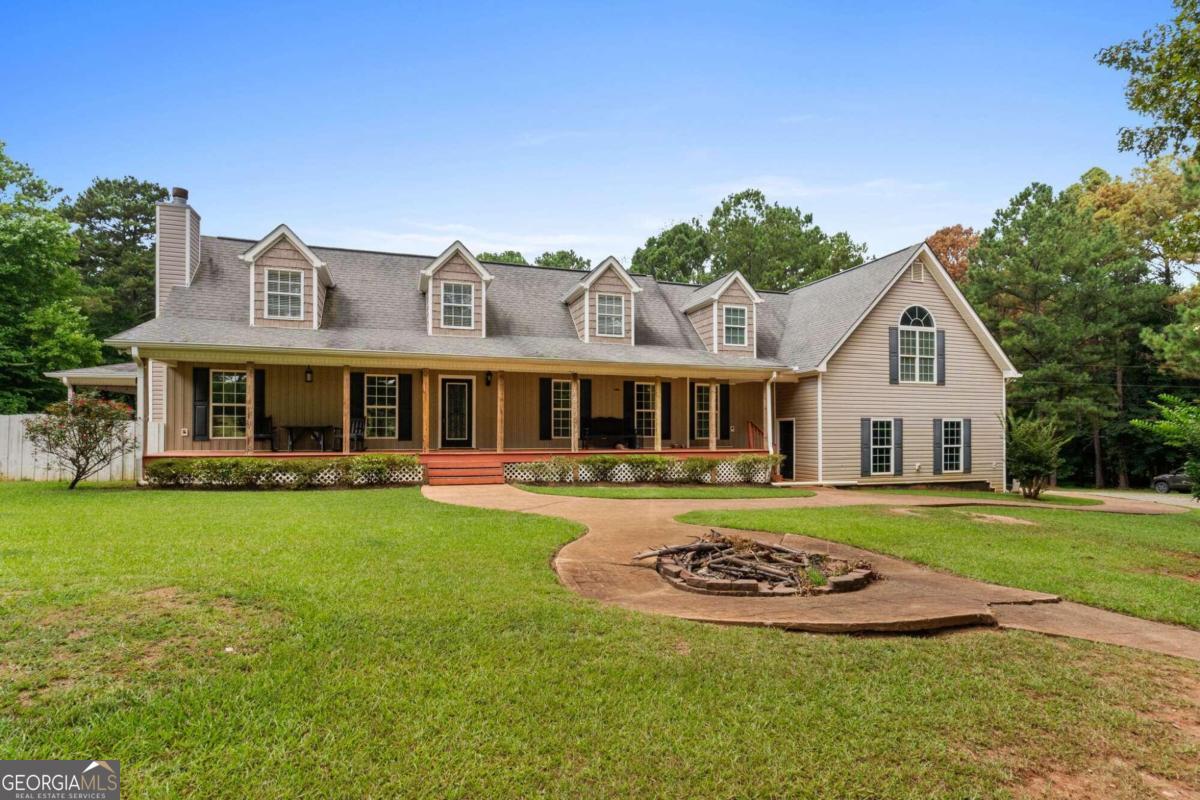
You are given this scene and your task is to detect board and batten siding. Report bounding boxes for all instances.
[429,255,484,337]
[588,270,633,345]
[775,378,818,481]
[820,260,1006,488]
[715,282,755,357]
[253,241,315,329]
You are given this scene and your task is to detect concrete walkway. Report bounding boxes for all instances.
[422,484,1200,661]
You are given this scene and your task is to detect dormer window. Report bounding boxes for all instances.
[597,294,625,337]
[723,306,747,346]
[266,269,304,319]
[899,305,936,383]
[441,282,474,329]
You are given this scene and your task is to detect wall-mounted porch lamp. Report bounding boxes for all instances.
[485,371,493,386]
[304,366,314,383]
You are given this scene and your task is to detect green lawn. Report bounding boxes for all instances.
[1,483,1198,798]
[859,487,1104,506]
[682,504,1200,628]
[517,483,816,500]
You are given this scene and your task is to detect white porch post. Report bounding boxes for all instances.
[654,379,662,451]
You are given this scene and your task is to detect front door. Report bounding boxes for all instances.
[440,378,473,448]
[777,419,795,480]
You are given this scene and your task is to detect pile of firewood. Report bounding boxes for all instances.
[635,530,875,596]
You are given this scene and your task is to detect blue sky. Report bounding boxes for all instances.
[2,1,1168,264]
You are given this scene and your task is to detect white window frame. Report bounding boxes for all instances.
[723,304,748,346]
[870,418,894,476]
[910,261,925,282]
[693,383,711,441]
[596,293,625,338]
[210,370,247,439]
[898,306,937,384]
[265,267,304,320]
[365,374,398,439]
[942,418,963,474]
[635,382,656,439]
[440,281,475,330]
[550,379,571,440]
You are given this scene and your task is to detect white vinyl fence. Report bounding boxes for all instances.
[0,414,137,482]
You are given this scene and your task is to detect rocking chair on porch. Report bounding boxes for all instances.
[332,418,367,452]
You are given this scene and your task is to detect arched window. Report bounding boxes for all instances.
[898,306,936,383]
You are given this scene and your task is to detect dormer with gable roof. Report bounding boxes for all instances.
[419,241,495,338]
[239,224,335,330]
[680,270,764,358]
[561,256,642,345]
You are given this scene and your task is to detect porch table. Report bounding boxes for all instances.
[282,425,335,452]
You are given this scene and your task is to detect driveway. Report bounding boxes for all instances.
[423,484,1200,662]
[1050,488,1199,510]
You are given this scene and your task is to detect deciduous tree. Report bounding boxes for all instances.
[535,249,591,270]
[925,224,978,283]
[23,394,135,489]
[477,250,528,265]
[630,220,709,282]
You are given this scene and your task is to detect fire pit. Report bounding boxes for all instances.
[634,530,877,597]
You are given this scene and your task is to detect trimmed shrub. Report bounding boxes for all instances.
[732,453,784,483]
[624,454,671,482]
[145,455,421,489]
[676,456,718,483]
[580,454,621,482]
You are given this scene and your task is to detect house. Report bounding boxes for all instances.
[101,187,1019,486]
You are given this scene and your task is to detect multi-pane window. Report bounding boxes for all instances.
[441,282,474,329]
[551,379,571,439]
[635,382,656,438]
[266,269,303,319]
[365,375,398,438]
[898,305,936,383]
[723,305,747,346]
[210,371,247,438]
[942,419,963,473]
[871,419,893,475]
[693,384,711,440]
[597,294,624,337]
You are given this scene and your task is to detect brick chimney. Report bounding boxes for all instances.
[155,187,201,316]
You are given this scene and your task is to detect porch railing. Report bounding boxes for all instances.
[747,421,766,451]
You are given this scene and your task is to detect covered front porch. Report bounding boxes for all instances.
[144,360,774,461]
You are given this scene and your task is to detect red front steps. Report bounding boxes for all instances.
[424,457,505,486]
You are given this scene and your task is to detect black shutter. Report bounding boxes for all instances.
[350,372,364,420]
[860,417,870,477]
[937,330,946,386]
[398,373,413,440]
[893,418,903,476]
[254,369,266,428]
[580,379,592,434]
[538,378,552,440]
[661,381,672,440]
[888,327,899,384]
[933,418,943,475]
[963,418,972,474]
[689,383,696,441]
[192,367,210,441]
[623,381,636,446]
[719,383,730,441]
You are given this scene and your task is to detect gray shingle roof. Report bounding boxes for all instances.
[108,236,923,372]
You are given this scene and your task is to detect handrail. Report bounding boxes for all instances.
[746,421,766,450]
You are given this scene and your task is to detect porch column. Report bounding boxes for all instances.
[708,382,718,451]
[570,374,580,453]
[762,380,773,452]
[654,379,662,451]
[245,362,255,453]
[341,366,350,454]
[496,371,505,453]
[421,369,430,453]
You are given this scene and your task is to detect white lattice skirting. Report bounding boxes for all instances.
[503,460,770,484]
[151,464,425,488]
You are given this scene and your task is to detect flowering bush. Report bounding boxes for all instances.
[23,394,136,489]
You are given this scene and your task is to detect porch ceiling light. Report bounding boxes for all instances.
[304,366,313,383]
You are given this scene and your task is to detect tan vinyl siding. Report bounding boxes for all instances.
[589,270,633,345]
[155,204,189,314]
[776,378,818,480]
[716,282,755,357]
[502,372,567,449]
[568,294,586,339]
[253,241,314,329]
[188,211,202,284]
[820,259,1006,488]
[686,302,715,352]
[316,280,328,328]
[430,255,484,337]
[430,370,495,448]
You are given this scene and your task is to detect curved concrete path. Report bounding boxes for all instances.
[422,484,1200,661]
